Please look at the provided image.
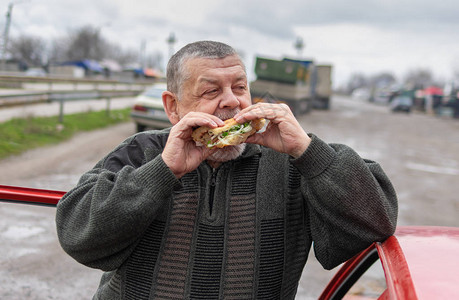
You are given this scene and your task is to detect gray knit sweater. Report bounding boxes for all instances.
[55,129,397,299]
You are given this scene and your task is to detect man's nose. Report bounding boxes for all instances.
[219,88,240,109]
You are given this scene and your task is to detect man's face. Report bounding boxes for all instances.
[176,54,252,120]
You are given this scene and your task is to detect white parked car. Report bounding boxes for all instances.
[25,68,47,77]
[130,83,171,132]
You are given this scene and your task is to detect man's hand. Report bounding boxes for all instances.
[162,112,224,178]
[234,103,311,158]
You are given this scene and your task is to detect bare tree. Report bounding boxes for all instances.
[370,72,397,88]
[404,68,433,89]
[47,39,66,64]
[346,72,369,93]
[108,47,138,66]
[9,35,46,67]
[145,51,164,70]
[64,25,110,61]
[52,25,138,66]
[7,24,159,71]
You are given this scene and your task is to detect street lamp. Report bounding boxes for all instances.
[294,37,305,58]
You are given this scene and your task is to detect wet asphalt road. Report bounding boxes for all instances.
[0,95,458,299]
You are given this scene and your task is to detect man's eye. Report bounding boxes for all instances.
[234,86,247,92]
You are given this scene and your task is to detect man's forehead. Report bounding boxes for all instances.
[186,55,245,70]
[198,73,247,84]
[183,55,246,84]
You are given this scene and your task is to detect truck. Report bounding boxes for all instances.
[250,56,332,115]
[313,64,332,109]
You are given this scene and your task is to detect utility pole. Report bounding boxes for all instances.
[1,3,14,71]
[1,1,28,71]
[166,32,176,60]
[140,39,146,68]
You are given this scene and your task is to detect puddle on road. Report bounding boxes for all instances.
[2,225,46,240]
[405,162,459,176]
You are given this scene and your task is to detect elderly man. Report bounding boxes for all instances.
[56,41,397,299]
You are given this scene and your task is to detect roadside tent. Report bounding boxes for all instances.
[422,86,444,114]
[122,66,164,79]
[423,86,443,96]
[100,59,123,78]
[100,59,122,72]
[143,68,163,78]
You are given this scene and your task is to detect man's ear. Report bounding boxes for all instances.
[162,91,180,125]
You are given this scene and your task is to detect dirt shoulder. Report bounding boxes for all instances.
[0,122,135,190]
[0,122,136,299]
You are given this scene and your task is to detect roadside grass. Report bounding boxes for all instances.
[0,108,131,160]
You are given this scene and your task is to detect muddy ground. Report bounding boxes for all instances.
[1,95,458,299]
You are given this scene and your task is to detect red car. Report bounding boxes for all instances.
[319,226,459,299]
[1,185,458,299]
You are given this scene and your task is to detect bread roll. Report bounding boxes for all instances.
[192,118,265,149]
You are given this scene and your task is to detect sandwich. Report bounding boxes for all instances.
[192,118,266,149]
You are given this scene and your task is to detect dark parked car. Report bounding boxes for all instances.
[390,96,412,113]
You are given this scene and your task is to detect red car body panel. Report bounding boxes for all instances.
[320,226,459,299]
[394,226,459,299]
[376,236,417,299]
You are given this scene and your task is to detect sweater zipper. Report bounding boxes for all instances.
[209,169,217,215]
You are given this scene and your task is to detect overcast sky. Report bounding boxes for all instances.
[3,0,459,87]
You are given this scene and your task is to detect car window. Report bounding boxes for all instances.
[328,248,387,300]
[144,88,165,98]
[343,259,386,299]
[400,97,412,104]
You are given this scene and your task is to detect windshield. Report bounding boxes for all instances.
[396,97,412,105]
[144,87,165,98]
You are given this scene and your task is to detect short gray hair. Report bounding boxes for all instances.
[166,40,245,98]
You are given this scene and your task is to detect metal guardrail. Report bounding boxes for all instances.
[0,74,165,122]
[0,74,156,87]
[0,89,144,122]
[0,89,143,107]
[0,92,50,106]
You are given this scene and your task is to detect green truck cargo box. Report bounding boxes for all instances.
[254,57,311,84]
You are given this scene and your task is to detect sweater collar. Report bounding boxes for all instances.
[240,143,262,159]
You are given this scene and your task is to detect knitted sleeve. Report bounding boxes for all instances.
[292,134,398,270]
[55,133,180,271]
